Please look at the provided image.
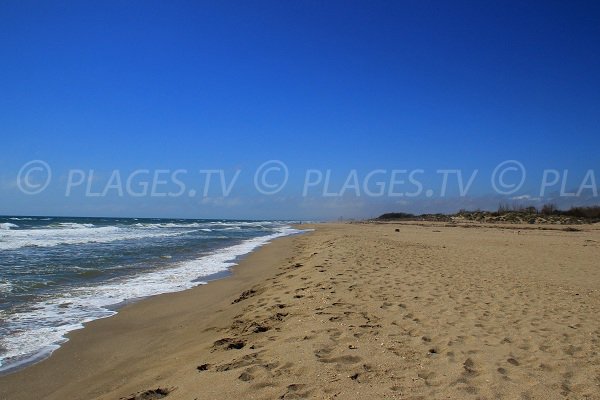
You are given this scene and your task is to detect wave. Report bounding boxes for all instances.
[133,222,206,229]
[133,221,277,230]
[0,226,303,372]
[0,280,13,293]
[0,223,19,230]
[0,226,192,251]
[208,221,271,228]
[54,223,95,229]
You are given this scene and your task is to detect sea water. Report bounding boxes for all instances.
[0,216,302,373]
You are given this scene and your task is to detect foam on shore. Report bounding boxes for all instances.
[0,226,303,373]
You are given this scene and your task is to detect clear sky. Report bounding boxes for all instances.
[1,1,599,219]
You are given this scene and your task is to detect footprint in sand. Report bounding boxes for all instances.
[238,370,254,381]
[280,384,312,399]
[507,357,520,366]
[123,387,173,400]
[212,338,246,350]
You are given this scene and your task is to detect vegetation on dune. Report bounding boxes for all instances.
[377,212,415,220]
[376,205,600,224]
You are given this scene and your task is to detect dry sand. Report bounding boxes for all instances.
[1,222,600,399]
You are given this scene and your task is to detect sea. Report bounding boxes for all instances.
[0,216,303,374]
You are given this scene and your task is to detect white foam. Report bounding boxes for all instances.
[134,222,273,230]
[209,221,270,227]
[133,222,207,229]
[55,222,95,229]
[0,226,192,251]
[0,223,19,230]
[0,280,13,293]
[0,226,304,372]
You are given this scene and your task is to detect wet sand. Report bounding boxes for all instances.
[1,222,600,399]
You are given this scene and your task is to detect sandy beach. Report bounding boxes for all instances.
[1,222,600,399]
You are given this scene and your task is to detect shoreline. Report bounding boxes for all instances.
[2,222,600,399]
[0,226,308,378]
[0,261,245,376]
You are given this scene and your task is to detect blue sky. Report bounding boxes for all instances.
[1,1,599,219]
